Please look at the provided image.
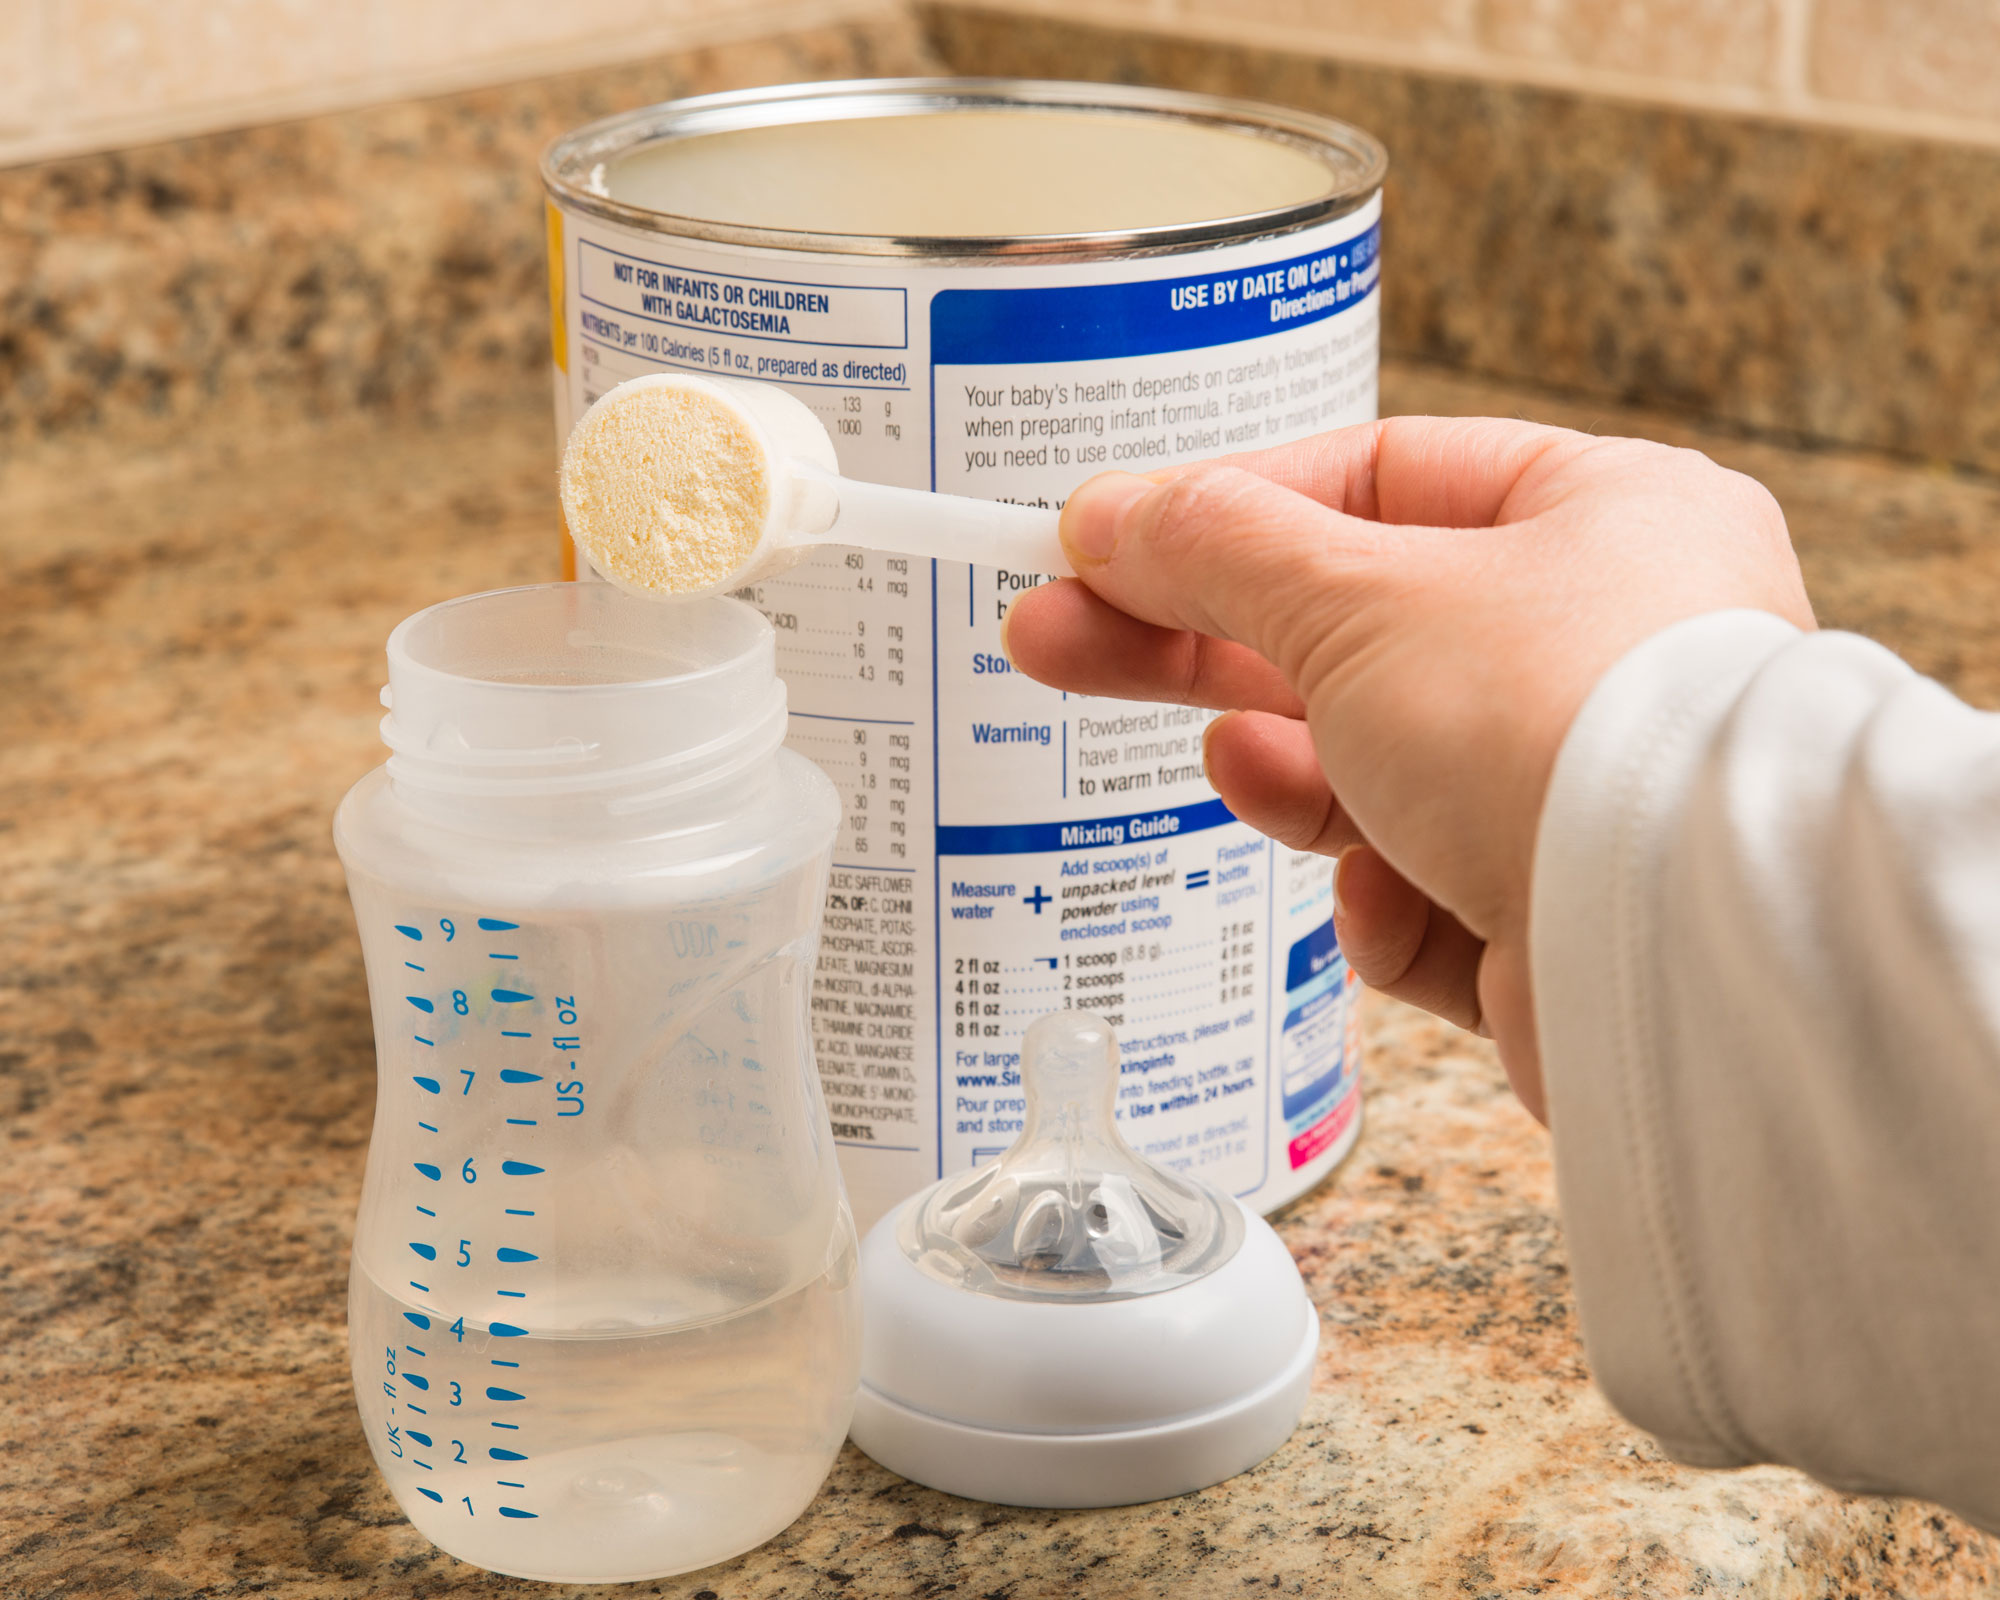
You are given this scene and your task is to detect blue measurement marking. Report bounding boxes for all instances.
[413,1076,440,1094]
[407,1431,433,1448]
[499,1507,537,1519]
[407,996,435,1013]
[487,1387,525,1402]
[416,1486,444,1504]
[416,1206,435,1219]
[478,918,519,931]
[497,1480,526,1489]
[397,925,423,941]
[500,1070,542,1084]
[497,1248,538,1264]
[505,1118,536,1127]
[503,1209,533,1218]
[490,1447,528,1461]
[491,1421,519,1430]
[490,1321,528,1337]
[491,989,533,1004]
[414,1162,441,1181]
[408,1242,437,1261]
[418,1121,438,1133]
[490,1359,519,1368]
[405,1374,431,1392]
[489,952,518,960]
[404,961,424,972]
[501,1161,543,1176]
[500,1031,531,1039]
[406,1345,425,1358]
[403,1312,431,1329]
[413,1037,434,1048]
[407,1402,427,1415]
[408,1280,430,1293]
[413,1458,433,1471]
[496,1290,526,1299]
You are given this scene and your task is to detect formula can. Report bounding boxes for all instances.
[542,79,1385,1232]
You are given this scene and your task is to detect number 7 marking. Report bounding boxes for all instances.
[460,1070,476,1095]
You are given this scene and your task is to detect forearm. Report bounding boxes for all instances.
[1533,612,2000,1529]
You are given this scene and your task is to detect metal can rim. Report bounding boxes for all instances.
[539,76,1388,262]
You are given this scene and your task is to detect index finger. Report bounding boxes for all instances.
[1055,461,1390,681]
[1158,414,1593,529]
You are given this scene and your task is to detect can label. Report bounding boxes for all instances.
[551,195,1381,1230]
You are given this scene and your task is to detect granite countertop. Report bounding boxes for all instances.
[6,362,2000,1600]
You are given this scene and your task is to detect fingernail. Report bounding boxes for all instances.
[1333,851,1353,921]
[997,604,1017,669]
[1199,712,1234,786]
[1060,472,1152,565]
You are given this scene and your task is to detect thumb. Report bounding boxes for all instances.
[1059,465,1391,684]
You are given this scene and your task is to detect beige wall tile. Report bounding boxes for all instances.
[1480,0,1780,86]
[1175,0,1478,50]
[59,0,372,127]
[375,0,738,79]
[0,1,45,134]
[1811,0,2000,121]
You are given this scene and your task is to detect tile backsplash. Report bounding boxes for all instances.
[14,0,2000,169]
[922,0,2000,146]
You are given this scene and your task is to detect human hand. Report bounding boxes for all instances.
[1001,418,1813,1120]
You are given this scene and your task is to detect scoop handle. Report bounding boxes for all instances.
[788,462,1074,577]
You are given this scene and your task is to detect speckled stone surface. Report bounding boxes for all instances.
[16,2,2000,486]
[0,12,937,490]
[6,364,2000,1597]
[924,4,2000,476]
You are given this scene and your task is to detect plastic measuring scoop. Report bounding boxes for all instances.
[848,1009,1320,1508]
[559,373,1074,601]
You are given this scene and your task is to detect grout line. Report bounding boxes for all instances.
[1774,0,1815,106]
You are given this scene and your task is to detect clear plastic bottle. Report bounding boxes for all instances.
[333,583,856,1583]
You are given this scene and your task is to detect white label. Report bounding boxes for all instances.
[555,195,1381,1231]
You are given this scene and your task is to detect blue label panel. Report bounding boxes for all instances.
[931,221,1380,366]
[1281,919,1348,1122]
[1284,918,1341,992]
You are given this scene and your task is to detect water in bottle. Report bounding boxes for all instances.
[334,583,857,1582]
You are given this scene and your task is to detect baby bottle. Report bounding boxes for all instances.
[333,582,856,1583]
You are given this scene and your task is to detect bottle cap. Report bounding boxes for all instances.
[851,1010,1319,1508]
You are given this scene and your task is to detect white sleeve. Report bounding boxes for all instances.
[1532,610,2000,1531]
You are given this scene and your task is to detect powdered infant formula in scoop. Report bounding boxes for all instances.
[559,373,1070,601]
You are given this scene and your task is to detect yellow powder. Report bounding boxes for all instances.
[558,383,770,596]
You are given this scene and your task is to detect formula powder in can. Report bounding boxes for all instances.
[542,78,1386,1231]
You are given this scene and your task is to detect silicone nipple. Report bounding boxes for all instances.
[902,1011,1244,1302]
